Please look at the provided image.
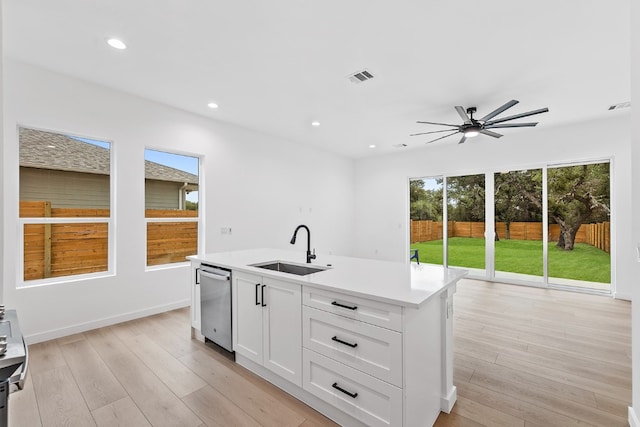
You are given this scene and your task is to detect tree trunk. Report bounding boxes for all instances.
[558,226,579,250]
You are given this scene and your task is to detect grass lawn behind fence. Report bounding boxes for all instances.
[410,237,610,284]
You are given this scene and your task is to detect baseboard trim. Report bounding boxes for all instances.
[630,406,639,427]
[615,292,632,301]
[24,299,190,344]
[441,385,457,414]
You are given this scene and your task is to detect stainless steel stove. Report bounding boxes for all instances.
[0,309,27,427]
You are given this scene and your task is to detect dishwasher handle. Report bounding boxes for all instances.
[199,270,231,281]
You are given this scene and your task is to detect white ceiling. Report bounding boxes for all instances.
[3,0,630,158]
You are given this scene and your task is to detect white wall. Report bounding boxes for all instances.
[0,2,4,304]
[353,113,633,299]
[2,60,355,341]
[630,0,640,423]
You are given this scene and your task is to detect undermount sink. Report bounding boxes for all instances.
[251,260,330,276]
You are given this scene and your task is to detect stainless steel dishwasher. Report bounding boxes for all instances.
[198,264,233,353]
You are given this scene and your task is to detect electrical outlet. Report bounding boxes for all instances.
[220,227,232,235]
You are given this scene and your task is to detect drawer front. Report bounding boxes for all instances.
[303,306,402,387]
[303,349,402,427]
[302,287,402,331]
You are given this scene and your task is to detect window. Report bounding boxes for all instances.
[409,160,612,293]
[144,149,199,266]
[19,126,112,283]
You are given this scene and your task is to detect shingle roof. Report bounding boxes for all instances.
[19,127,198,185]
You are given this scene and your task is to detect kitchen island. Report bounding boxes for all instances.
[189,249,467,427]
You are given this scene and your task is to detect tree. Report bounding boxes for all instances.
[546,163,610,250]
[495,170,542,239]
[410,179,443,220]
[446,175,485,222]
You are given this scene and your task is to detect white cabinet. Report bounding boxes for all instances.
[190,261,201,333]
[301,284,457,427]
[233,271,302,386]
[302,287,404,427]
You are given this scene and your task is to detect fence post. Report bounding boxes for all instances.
[44,201,52,278]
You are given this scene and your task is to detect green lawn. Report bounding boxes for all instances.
[410,237,610,284]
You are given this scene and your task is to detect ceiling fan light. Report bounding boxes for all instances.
[464,129,480,138]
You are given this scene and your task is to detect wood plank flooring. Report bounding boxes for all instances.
[8,279,631,426]
[436,280,631,427]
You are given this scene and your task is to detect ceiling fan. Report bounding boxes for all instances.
[410,100,549,144]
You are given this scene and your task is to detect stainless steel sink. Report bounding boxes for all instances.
[251,261,330,276]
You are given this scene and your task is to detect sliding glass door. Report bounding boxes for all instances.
[547,162,611,291]
[494,169,544,283]
[446,174,485,276]
[408,160,612,293]
[409,177,443,265]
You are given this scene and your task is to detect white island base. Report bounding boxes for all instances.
[189,249,466,427]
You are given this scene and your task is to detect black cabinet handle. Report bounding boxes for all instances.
[332,382,358,399]
[331,301,357,311]
[332,336,358,348]
[195,268,201,285]
[261,285,267,307]
[255,283,260,305]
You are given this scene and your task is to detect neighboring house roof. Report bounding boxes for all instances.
[19,127,198,185]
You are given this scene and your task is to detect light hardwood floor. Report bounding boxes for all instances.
[7,279,631,426]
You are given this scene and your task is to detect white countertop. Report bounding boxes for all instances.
[189,249,467,308]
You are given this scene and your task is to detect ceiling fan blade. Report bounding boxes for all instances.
[484,122,538,129]
[478,99,519,122]
[455,106,471,123]
[479,129,503,138]
[410,129,462,136]
[416,121,459,127]
[424,131,460,144]
[484,107,549,126]
[458,135,467,144]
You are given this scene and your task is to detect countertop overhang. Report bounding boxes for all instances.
[189,249,467,308]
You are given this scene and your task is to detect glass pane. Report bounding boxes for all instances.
[19,127,110,217]
[24,222,108,281]
[409,178,443,265]
[147,222,198,266]
[144,149,199,266]
[547,163,611,291]
[494,169,544,282]
[446,174,485,274]
[144,149,199,215]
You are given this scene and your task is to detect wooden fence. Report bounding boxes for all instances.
[21,201,198,280]
[410,220,610,253]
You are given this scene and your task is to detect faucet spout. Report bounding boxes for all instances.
[290,225,316,263]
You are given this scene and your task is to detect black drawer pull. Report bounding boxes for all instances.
[332,336,358,348]
[332,382,358,399]
[255,283,260,305]
[261,284,267,307]
[331,301,357,311]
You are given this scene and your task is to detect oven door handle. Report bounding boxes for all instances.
[9,337,28,390]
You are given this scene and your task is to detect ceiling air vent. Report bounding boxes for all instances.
[608,101,630,110]
[348,69,375,84]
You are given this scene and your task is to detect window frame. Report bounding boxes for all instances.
[17,125,115,287]
[143,147,202,270]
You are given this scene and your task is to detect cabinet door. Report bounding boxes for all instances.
[263,277,302,386]
[191,263,201,330]
[233,271,263,365]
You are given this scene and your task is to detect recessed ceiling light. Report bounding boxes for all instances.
[106,38,127,50]
[207,102,219,109]
[369,144,376,148]
[311,121,320,127]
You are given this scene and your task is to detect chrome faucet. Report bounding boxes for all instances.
[290,224,316,263]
